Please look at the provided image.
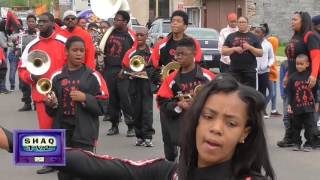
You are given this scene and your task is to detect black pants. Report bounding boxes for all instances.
[0,68,7,91]
[258,72,269,99]
[159,111,178,161]
[103,66,134,128]
[130,78,155,139]
[220,62,230,73]
[291,113,315,146]
[230,70,257,89]
[19,78,32,105]
[58,123,93,180]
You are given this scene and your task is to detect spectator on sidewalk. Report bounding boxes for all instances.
[218,12,238,73]
[267,35,282,117]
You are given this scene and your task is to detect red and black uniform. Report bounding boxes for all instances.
[223,31,262,88]
[46,65,109,180]
[288,70,317,147]
[46,65,109,150]
[122,46,155,140]
[149,33,203,89]
[57,26,96,70]
[102,28,136,128]
[18,32,67,129]
[156,65,215,161]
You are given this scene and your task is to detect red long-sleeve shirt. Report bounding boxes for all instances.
[18,32,67,102]
[57,26,96,70]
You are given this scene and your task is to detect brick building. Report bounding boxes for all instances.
[183,0,320,42]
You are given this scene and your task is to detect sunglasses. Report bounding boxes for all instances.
[65,17,76,21]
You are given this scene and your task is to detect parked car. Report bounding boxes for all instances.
[185,27,221,69]
[132,25,145,32]
[147,18,171,47]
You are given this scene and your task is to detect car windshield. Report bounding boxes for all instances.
[131,19,139,25]
[162,22,171,33]
[186,28,219,40]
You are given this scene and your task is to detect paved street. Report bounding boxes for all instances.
[0,89,320,180]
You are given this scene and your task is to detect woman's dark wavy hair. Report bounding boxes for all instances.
[294,11,312,36]
[178,74,275,180]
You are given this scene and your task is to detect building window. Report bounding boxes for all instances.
[159,0,169,18]
[186,7,201,27]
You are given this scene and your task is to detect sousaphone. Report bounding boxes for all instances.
[26,50,51,76]
[90,0,131,53]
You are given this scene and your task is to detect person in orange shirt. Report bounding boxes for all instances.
[267,35,282,117]
[56,10,96,70]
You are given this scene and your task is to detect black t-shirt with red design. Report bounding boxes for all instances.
[104,29,134,67]
[286,33,320,75]
[224,31,262,72]
[178,68,202,96]
[60,67,85,123]
[288,70,316,115]
[159,38,178,66]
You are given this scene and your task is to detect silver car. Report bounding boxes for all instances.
[148,18,171,47]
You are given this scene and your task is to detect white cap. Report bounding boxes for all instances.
[63,10,77,19]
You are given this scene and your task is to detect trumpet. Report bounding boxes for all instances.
[36,78,52,95]
[26,50,51,76]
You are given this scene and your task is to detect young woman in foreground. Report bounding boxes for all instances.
[0,75,275,180]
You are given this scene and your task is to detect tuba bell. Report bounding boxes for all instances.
[91,0,131,54]
[26,50,51,76]
[161,61,181,81]
[130,55,145,72]
[36,78,52,95]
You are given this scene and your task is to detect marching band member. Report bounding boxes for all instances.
[56,10,96,70]
[19,12,67,129]
[45,36,109,179]
[122,27,155,147]
[150,10,203,88]
[156,38,215,161]
[149,10,203,161]
[18,12,67,174]
[101,10,136,137]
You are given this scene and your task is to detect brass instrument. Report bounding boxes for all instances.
[123,71,148,79]
[161,61,181,81]
[175,85,203,101]
[124,55,148,79]
[26,50,51,76]
[91,0,131,54]
[36,78,52,95]
[130,55,145,72]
